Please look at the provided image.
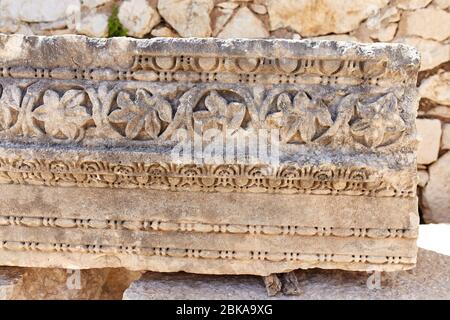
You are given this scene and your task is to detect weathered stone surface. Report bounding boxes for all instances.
[76,13,108,38]
[395,37,450,71]
[123,224,450,300]
[442,123,450,150]
[266,0,389,36]
[433,0,450,9]
[397,8,450,41]
[419,71,450,106]
[0,0,79,23]
[422,152,450,223]
[0,267,142,300]
[0,35,420,275]
[417,170,429,187]
[82,0,111,9]
[0,267,23,300]
[416,119,442,164]
[424,105,450,120]
[118,0,160,38]
[357,6,400,42]
[158,0,214,37]
[395,0,432,10]
[217,7,269,39]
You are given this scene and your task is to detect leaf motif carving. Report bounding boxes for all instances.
[193,90,246,134]
[350,93,405,148]
[108,89,172,140]
[265,92,333,143]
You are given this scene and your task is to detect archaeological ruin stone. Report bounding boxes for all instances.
[0,34,420,276]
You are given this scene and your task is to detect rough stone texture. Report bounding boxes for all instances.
[118,0,160,38]
[76,13,108,37]
[395,0,432,10]
[0,267,24,299]
[395,37,450,71]
[0,34,420,274]
[266,0,389,36]
[0,267,142,300]
[417,169,429,187]
[217,7,268,39]
[123,224,450,300]
[416,118,442,164]
[419,71,450,106]
[397,7,450,41]
[422,152,450,223]
[442,123,450,149]
[0,0,79,23]
[158,0,214,37]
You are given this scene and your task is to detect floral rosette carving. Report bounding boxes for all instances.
[109,89,172,140]
[193,90,246,134]
[266,92,333,143]
[350,93,406,148]
[32,90,91,141]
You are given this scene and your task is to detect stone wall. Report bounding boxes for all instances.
[0,0,449,223]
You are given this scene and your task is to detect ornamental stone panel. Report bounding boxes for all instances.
[0,34,420,275]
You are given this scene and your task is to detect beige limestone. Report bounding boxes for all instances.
[423,152,450,223]
[217,7,269,39]
[361,6,400,42]
[395,37,450,71]
[416,118,442,164]
[397,8,450,41]
[418,170,429,187]
[0,0,79,23]
[76,13,108,38]
[151,26,178,37]
[0,267,142,300]
[419,71,450,106]
[442,123,450,150]
[425,105,450,120]
[0,34,420,275]
[158,0,214,37]
[433,0,450,9]
[0,267,24,300]
[123,246,450,300]
[123,224,450,300]
[118,0,160,38]
[395,0,433,10]
[266,0,389,36]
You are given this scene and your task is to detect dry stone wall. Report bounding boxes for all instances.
[0,1,448,221]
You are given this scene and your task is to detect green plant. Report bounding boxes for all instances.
[108,6,128,37]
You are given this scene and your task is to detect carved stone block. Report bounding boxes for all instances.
[0,34,420,275]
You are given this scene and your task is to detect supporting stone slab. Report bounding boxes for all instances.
[123,247,450,299]
[0,184,418,274]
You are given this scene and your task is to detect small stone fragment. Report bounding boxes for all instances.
[416,119,442,165]
[263,274,282,296]
[422,152,450,223]
[417,170,429,187]
[76,14,108,37]
[419,71,450,106]
[217,7,269,38]
[281,271,302,295]
[395,37,450,71]
[118,0,160,37]
[442,123,450,150]
[397,8,450,41]
[266,0,389,36]
[158,0,214,37]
